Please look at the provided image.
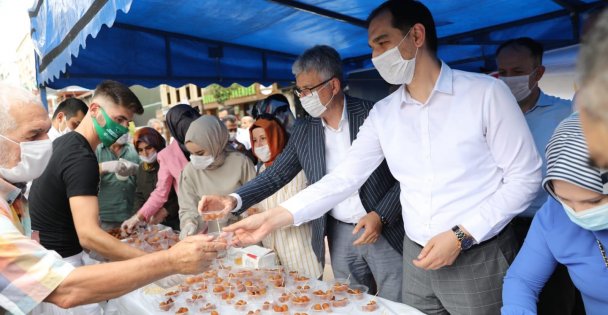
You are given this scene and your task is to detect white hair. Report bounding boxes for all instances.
[147,118,163,127]
[577,9,608,123]
[0,82,44,135]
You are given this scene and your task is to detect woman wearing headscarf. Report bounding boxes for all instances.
[129,127,180,230]
[502,114,608,314]
[250,116,323,278]
[121,105,200,232]
[178,115,256,239]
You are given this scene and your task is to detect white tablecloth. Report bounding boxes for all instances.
[107,283,425,315]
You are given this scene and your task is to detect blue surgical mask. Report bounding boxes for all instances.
[560,201,608,231]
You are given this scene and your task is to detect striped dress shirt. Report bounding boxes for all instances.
[258,167,323,278]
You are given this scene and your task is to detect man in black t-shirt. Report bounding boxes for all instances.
[30,81,147,262]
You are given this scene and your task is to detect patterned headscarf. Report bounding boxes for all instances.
[543,113,608,198]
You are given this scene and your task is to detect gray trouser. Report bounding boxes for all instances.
[402,226,517,315]
[327,217,403,302]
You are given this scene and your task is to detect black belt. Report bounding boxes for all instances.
[329,216,358,227]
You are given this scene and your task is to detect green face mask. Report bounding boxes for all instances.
[92,106,129,147]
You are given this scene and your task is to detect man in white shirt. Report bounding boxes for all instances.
[199,45,404,302]
[208,1,541,313]
[47,98,88,141]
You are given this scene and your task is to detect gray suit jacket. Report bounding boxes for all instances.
[236,95,404,263]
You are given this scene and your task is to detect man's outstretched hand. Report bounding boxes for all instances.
[223,207,294,247]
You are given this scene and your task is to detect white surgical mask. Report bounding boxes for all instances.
[229,132,237,141]
[560,200,608,231]
[254,144,272,162]
[58,117,71,135]
[300,81,335,118]
[140,151,157,164]
[191,155,214,170]
[0,134,53,183]
[371,28,418,85]
[499,70,537,102]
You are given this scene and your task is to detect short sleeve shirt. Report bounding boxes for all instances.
[0,201,74,315]
[29,132,100,258]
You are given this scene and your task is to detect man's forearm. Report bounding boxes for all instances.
[46,250,174,308]
[80,228,146,261]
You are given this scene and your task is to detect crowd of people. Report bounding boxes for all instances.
[1,0,608,315]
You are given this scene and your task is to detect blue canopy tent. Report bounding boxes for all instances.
[30,0,605,90]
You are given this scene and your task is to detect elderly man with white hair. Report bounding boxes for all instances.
[0,82,224,315]
[578,9,608,168]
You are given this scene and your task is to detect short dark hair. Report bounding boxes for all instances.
[367,0,438,53]
[52,98,88,119]
[496,37,544,66]
[221,115,237,124]
[93,80,144,115]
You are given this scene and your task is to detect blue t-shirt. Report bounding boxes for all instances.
[502,197,608,314]
[521,91,572,216]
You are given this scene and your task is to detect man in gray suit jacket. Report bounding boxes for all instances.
[199,45,404,302]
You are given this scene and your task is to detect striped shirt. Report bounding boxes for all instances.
[0,190,74,315]
[258,167,323,278]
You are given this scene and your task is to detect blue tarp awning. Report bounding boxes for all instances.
[29,0,605,89]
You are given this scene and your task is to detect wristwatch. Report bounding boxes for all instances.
[452,225,475,251]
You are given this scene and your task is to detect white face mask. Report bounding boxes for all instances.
[58,117,71,135]
[300,81,335,118]
[499,70,537,102]
[0,134,53,183]
[371,28,418,85]
[254,144,272,162]
[191,155,214,170]
[560,200,608,231]
[140,151,157,164]
[229,132,237,142]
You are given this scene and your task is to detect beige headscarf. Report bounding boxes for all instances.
[185,115,233,170]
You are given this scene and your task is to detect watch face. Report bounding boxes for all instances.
[461,237,475,250]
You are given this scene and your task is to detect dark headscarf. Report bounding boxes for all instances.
[133,127,166,152]
[165,104,201,159]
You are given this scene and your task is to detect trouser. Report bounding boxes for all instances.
[402,225,517,315]
[327,216,403,302]
[30,252,103,315]
[512,217,586,315]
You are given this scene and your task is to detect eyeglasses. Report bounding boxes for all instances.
[293,77,333,98]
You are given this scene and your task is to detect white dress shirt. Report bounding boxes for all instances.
[236,128,252,150]
[321,100,367,224]
[282,62,542,245]
[230,100,368,224]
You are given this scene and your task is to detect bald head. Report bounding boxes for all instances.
[0,82,51,168]
[0,83,45,134]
